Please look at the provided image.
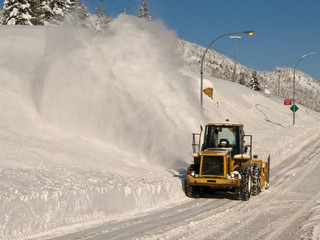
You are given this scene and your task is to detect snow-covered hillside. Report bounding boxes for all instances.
[177,40,320,112]
[0,15,320,239]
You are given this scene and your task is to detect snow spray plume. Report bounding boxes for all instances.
[9,16,199,167]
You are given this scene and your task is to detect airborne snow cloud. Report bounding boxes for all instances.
[1,15,200,169]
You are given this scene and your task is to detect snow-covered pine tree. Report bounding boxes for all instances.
[63,0,81,24]
[238,74,245,86]
[249,71,261,91]
[95,0,111,30]
[0,8,4,24]
[79,1,88,18]
[29,0,46,25]
[77,0,89,27]
[63,0,75,16]
[65,0,75,10]
[3,0,32,25]
[41,0,69,25]
[138,0,151,20]
[51,0,65,24]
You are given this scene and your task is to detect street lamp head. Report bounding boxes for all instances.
[244,31,254,36]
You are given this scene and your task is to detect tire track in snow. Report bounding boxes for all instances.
[146,136,320,240]
[165,135,320,240]
[265,191,320,240]
[264,146,320,240]
[218,137,320,240]
[48,198,238,240]
[48,136,320,240]
[216,147,320,239]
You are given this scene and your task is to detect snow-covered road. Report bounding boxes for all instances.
[47,134,320,240]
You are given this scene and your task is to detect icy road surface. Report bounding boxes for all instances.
[49,134,320,240]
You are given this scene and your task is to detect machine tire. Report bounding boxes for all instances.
[185,182,202,198]
[251,163,261,196]
[234,166,251,201]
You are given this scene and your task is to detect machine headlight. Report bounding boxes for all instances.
[230,171,241,180]
[187,170,197,178]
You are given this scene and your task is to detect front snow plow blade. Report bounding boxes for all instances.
[263,155,270,190]
[252,154,270,191]
[187,177,240,188]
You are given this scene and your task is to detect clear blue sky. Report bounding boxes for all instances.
[86,0,320,81]
[2,0,319,80]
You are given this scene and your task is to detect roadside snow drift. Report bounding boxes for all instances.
[0,15,320,239]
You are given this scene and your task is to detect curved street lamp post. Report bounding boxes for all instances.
[292,52,320,125]
[200,31,254,111]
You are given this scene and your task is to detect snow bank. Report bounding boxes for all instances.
[0,167,184,238]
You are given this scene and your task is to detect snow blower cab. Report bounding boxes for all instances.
[186,121,270,201]
[202,122,244,156]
